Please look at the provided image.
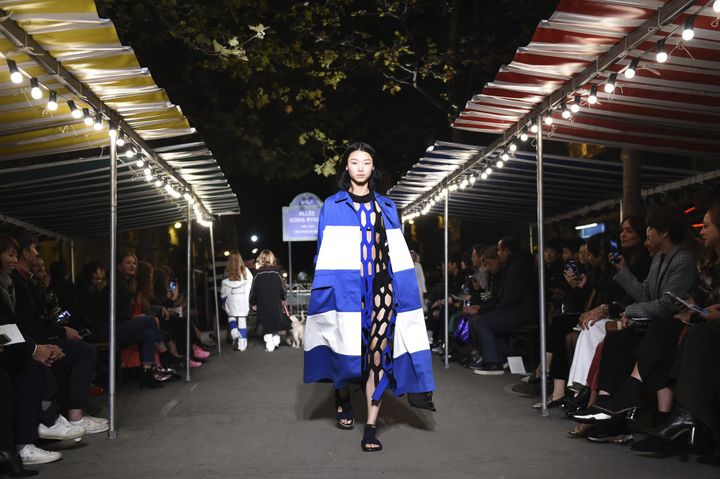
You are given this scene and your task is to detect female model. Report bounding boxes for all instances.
[304,142,435,452]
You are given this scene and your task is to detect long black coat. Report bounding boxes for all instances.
[249,268,288,334]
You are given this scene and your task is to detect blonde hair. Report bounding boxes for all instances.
[256,249,277,268]
[225,251,247,280]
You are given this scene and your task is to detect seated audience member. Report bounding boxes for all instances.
[614,216,652,305]
[427,257,465,350]
[11,233,107,434]
[470,237,538,375]
[643,201,720,462]
[562,238,584,266]
[49,260,82,330]
[544,238,566,318]
[105,253,175,388]
[570,205,697,441]
[75,261,107,341]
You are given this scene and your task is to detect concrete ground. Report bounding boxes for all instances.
[36,342,718,479]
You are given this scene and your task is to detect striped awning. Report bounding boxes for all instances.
[452,0,720,158]
[0,0,239,238]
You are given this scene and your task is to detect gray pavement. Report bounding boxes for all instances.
[37,342,718,479]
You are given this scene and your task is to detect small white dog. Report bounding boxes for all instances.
[285,315,304,349]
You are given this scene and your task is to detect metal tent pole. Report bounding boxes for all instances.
[209,221,222,355]
[70,240,76,284]
[529,225,534,254]
[288,241,293,292]
[536,117,549,417]
[186,205,192,382]
[108,133,118,439]
[444,190,449,369]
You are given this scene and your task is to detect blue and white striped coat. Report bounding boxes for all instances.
[303,190,435,397]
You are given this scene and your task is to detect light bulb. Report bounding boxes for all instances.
[481,172,488,180]
[656,40,667,63]
[46,91,58,111]
[469,176,476,184]
[485,167,493,175]
[7,59,22,84]
[624,58,639,79]
[544,114,553,126]
[715,0,720,13]
[30,78,42,99]
[571,95,581,113]
[588,86,598,105]
[508,142,517,152]
[682,17,694,41]
[520,131,529,142]
[561,104,571,119]
[83,109,93,126]
[460,179,468,189]
[496,160,504,169]
[604,73,617,93]
[108,127,117,139]
[125,148,137,159]
[116,134,125,147]
[154,178,163,188]
[530,123,539,134]
[68,100,82,119]
[501,152,510,162]
[135,159,145,168]
[93,113,103,130]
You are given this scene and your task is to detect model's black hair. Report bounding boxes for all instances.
[336,142,382,192]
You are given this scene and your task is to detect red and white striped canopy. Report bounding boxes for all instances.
[453,0,720,157]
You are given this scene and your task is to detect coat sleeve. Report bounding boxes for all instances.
[244,271,253,308]
[249,277,257,307]
[314,202,328,266]
[220,280,230,312]
[624,250,697,319]
[613,265,651,304]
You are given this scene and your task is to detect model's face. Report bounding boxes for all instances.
[346,150,374,187]
[119,255,137,278]
[701,211,720,249]
[0,248,17,274]
[620,220,641,249]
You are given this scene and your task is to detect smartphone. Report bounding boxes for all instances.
[609,240,621,263]
[565,259,579,276]
[664,291,709,315]
[0,334,10,345]
[169,280,177,291]
[56,310,71,323]
[77,329,92,338]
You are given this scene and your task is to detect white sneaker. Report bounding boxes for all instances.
[38,415,85,440]
[85,414,109,425]
[69,416,109,434]
[272,334,281,347]
[17,444,62,465]
[263,334,275,352]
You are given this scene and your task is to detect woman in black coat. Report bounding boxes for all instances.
[249,250,288,352]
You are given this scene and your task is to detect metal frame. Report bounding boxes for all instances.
[108,130,118,438]
[209,222,222,356]
[186,203,192,381]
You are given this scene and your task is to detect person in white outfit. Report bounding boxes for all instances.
[410,250,427,312]
[220,251,253,351]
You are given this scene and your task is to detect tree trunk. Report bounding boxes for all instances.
[621,148,642,221]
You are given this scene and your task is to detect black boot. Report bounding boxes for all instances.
[0,449,38,477]
[594,377,642,417]
[647,406,696,442]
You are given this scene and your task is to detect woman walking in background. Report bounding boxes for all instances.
[249,250,288,352]
[303,142,436,453]
[221,251,253,351]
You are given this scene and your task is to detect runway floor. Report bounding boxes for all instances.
[36,340,718,479]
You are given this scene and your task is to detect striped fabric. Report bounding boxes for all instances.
[303,190,435,396]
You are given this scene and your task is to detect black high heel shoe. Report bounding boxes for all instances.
[0,449,38,477]
[139,368,164,389]
[361,424,382,452]
[335,389,354,430]
[647,406,696,442]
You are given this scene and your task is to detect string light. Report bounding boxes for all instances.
[588,85,598,104]
[144,167,154,182]
[459,178,469,189]
[485,166,493,175]
[68,100,82,119]
[544,113,553,125]
[108,122,117,138]
[46,91,58,111]
[6,59,22,84]
[469,175,476,184]
[508,142,517,152]
[30,78,42,99]
[154,178,164,188]
[496,160,504,169]
[93,112,103,130]
[83,108,93,126]
[116,132,125,147]
[520,130,529,142]
[135,158,145,168]
[501,151,510,162]
[561,103,571,119]
[571,95,581,113]
[604,73,617,93]
[682,17,695,42]
[481,172,488,180]
[624,58,639,79]
[715,0,720,13]
[530,122,539,134]
[656,39,668,63]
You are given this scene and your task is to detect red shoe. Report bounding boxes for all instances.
[192,344,210,359]
[189,359,203,368]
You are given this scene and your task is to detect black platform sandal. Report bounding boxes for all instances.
[335,389,354,430]
[361,424,383,452]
